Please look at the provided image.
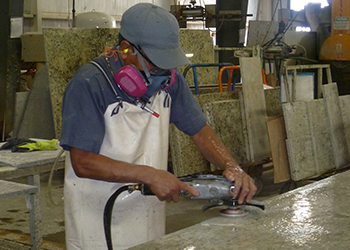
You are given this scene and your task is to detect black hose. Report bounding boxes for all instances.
[103,183,153,250]
[103,185,129,250]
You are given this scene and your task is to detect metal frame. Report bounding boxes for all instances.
[0,142,65,250]
[23,0,42,32]
[0,179,41,249]
[282,64,332,102]
[182,63,234,95]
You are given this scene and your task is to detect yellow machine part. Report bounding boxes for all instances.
[319,0,350,61]
[319,33,350,61]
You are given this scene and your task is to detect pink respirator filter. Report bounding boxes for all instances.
[114,65,147,97]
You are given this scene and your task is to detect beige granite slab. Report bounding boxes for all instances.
[43,28,120,138]
[339,95,350,155]
[306,100,334,174]
[170,91,243,177]
[179,30,217,87]
[170,88,282,176]
[283,102,318,180]
[129,170,350,250]
[203,100,248,169]
[283,99,335,181]
[0,141,64,169]
[322,83,350,168]
[42,28,215,138]
[194,91,239,106]
[265,87,283,117]
[169,124,209,177]
[240,57,271,162]
[41,27,284,178]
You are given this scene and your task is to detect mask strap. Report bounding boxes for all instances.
[163,69,176,91]
[133,47,152,84]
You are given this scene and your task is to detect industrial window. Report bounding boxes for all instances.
[290,0,329,31]
[290,0,329,11]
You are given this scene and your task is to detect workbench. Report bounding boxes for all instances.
[0,143,65,250]
[129,170,350,250]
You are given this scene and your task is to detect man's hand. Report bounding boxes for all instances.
[191,124,257,204]
[146,169,200,203]
[223,166,257,204]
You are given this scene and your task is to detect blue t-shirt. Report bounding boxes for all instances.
[60,56,206,154]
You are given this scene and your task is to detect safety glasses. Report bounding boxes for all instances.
[131,44,170,76]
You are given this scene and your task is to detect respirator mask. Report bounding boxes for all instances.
[114,46,175,102]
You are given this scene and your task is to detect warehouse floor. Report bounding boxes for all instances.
[0,167,305,250]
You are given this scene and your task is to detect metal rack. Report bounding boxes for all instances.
[282,64,332,102]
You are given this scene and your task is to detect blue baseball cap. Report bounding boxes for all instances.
[120,3,191,69]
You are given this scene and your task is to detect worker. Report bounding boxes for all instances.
[60,3,257,250]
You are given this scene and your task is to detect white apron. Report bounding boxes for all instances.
[64,92,171,250]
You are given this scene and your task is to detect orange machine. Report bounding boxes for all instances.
[319,0,350,60]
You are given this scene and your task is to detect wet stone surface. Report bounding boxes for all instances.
[129,170,350,250]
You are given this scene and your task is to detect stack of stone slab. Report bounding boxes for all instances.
[170,87,282,177]
[283,82,350,181]
[19,28,216,139]
[170,57,282,178]
[26,28,348,183]
[171,58,350,184]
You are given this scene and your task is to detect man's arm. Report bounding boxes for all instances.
[191,124,257,204]
[69,147,199,202]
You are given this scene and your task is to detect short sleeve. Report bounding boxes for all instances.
[168,71,206,136]
[60,65,110,154]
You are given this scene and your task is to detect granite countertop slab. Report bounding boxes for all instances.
[0,141,65,169]
[0,180,37,199]
[42,28,215,139]
[129,170,350,250]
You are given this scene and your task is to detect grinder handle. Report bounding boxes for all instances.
[134,184,154,195]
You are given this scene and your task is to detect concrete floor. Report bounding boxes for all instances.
[0,168,297,249]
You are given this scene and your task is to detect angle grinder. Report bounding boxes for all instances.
[103,174,265,250]
[178,174,265,217]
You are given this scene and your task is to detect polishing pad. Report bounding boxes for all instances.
[219,206,247,217]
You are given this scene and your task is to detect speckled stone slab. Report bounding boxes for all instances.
[169,124,209,177]
[203,100,248,169]
[43,28,120,138]
[283,100,335,181]
[240,57,270,162]
[0,147,64,169]
[0,180,37,199]
[194,91,239,106]
[170,92,243,177]
[323,83,350,168]
[265,87,283,117]
[42,28,215,138]
[170,88,282,177]
[339,95,350,155]
[129,170,350,250]
[283,102,318,180]
[178,30,216,87]
[306,100,334,174]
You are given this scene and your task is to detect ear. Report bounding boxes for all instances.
[120,40,134,60]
